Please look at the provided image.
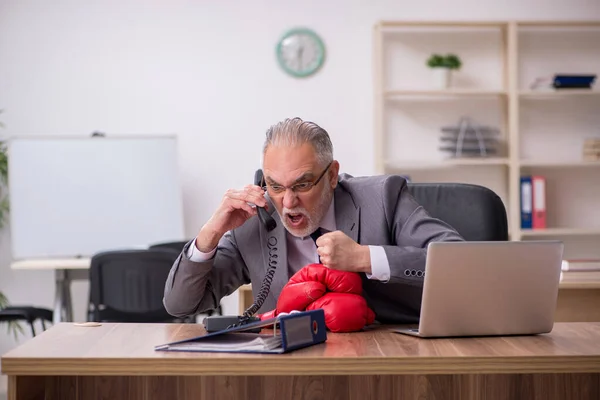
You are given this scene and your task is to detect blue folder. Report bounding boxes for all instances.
[520,176,533,229]
[154,309,327,354]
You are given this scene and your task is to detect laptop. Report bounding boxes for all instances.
[394,240,564,338]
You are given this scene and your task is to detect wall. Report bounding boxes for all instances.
[1,0,598,360]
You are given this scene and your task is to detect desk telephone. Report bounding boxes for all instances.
[202,170,279,332]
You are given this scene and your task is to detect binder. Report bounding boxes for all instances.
[520,176,533,229]
[553,74,596,89]
[154,309,327,354]
[532,176,546,229]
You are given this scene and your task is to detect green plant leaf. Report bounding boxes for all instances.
[444,54,462,70]
[0,292,25,340]
[7,319,25,340]
[0,291,9,308]
[0,142,7,229]
[0,120,8,229]
[0,141,6,181]
[427,54,445,68]
[0,195,9,228]
[0,134,21,338]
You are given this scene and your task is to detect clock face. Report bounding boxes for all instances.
[276,28,325,78]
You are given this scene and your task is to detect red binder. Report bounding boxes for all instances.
[532,176,546,229]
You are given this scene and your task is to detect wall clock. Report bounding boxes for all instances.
[276,28,326,78]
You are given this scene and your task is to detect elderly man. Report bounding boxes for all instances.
[163,117,463,324]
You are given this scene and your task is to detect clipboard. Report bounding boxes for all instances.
[154,309,327,354]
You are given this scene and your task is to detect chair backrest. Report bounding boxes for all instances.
[148,240,189,253]
[89,249,180,322]
[407,182,508,241]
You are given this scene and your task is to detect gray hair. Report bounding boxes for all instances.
[262,117,333,167]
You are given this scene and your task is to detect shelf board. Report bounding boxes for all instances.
[517,21,600,28]
[378,20,600,29]
[385,89,507,99]
[520,90,600,98]
[559,280,600,290]
[520,228,600,237]
[520,160,600,168]
[379,21,507,29]
[385,158,510,170]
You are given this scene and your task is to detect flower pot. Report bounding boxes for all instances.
[432,67,451,89]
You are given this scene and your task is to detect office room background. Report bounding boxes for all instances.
[0,0,598,381]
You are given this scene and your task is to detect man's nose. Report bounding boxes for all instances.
[282,189,298,209]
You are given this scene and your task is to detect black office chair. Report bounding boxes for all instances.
[407,182,509,241]
[88,249,193,323]
[0,306,53,336]
[149,240,224,317]
[149,240,190,254]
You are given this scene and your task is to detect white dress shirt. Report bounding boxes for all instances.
[187,199,391,281]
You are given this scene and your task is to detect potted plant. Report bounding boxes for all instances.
[0,110,23,338]
[427,53,462,89]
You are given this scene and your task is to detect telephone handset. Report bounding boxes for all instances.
[202,170,280,332]
[254,169,277,232]
[239,169,279,317]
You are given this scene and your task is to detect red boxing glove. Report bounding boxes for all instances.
[258,264,376,332]
[276,281,326,314]
[287,264,363,294]
[275,264,363,314]
[259,309,277,321]
[307,293,376,333]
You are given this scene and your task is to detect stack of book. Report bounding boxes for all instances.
[529,74,597,91]
[583,138,600,161]
[560,259,600,283]
[439,117,500,158]
[553,74,596,90]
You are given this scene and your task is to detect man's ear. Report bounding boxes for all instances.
[328,160,340,188]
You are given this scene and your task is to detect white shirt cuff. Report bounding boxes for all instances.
[366,245,391,282]
[187,238,217,262]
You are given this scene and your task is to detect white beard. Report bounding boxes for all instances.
[280,185,333,238]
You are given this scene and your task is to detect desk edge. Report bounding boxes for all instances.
[3,355,600,376]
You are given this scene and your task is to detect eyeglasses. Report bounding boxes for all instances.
[262,162,332,197]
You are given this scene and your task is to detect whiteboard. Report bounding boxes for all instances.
[8,135,185,260]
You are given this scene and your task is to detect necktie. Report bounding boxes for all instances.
[310,228,323,263]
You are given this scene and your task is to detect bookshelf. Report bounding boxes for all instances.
[373,20,600,259]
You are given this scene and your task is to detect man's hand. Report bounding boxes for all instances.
[195,185,267,252]
[316,231,372,274]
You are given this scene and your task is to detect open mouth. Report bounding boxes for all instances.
[286,212,306,227]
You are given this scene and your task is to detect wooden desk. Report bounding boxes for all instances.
[239,282,600,322]
[2,322,600,400]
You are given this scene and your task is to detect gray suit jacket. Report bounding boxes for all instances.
[163,173,464,323]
